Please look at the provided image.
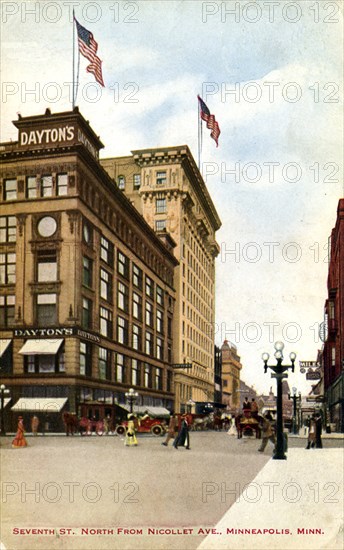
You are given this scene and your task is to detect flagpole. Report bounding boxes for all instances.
[197,96,201,171]
[72,10,75,109]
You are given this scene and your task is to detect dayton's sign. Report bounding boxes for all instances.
[19,126,99,159]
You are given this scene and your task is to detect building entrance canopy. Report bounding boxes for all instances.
[11,397,68,413]
[18,339,63,355]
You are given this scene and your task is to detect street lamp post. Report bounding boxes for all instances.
[288,387,301,435]
[0,384,10,436]
[125,388,139,414]
[262,342,296,460]
[187,399,195,414]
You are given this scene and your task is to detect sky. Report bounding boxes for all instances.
[1,0,343,395]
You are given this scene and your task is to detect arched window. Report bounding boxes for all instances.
[118,175,125,190]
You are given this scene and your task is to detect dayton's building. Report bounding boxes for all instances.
[0,108,178,431]
[101,148,221,413]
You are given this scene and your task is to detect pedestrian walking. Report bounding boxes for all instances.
[173,414,190,450]
[306,414,317,449]
[31,415,39,436]
[103,415,109,435]
[162,412,178,446]
[258,412,275,453]
[125,414,138,446]
[314,412,323,448]
[12,417,28,448]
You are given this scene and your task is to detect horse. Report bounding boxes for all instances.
[62,412,79,436]
[234,413,263,439]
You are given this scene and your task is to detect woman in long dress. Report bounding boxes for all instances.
[125,414,138,446]
[12,417,28,448]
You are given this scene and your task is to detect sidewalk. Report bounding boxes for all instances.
[198,448,343,550]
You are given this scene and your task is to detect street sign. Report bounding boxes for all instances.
[171,363,192,369]
[306,370,321,380]
[299,361,321,368]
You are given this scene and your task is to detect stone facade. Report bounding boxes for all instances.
[101,147,221,412]
[0,108,178,430]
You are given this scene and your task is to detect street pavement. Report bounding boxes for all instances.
[0,432,343,550]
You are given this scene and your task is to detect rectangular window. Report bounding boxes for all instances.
[133,264,143,289]
[117,282,129,312]
[133,292,142,320]
[0,253,16,285]
[117,251,129,279]
[82,297,92,329]
[156,285,164,306]
[117,316,128,345]
[145,331,153,355]
[132,324,142,351]
[167,343,172,364]
[4,179,17,201]
[167,370,173,392]
[100,268,112,302]
[82,257,93,287]
[145,276,154,299]
[155,368,162,390]
[168,317,172,338]
[133,174,141,189]
[144,363,152,388]
[156,198,166,213]
[80,342,92,376]
[156,309,164,333]
[41,175,53,197]
[155,220,166,231]
[38,253,57,282]
[57,173,68,196]
[0,295,15,326]
[37,293,57,326]
[26,176,37,198]
[100,236,114,266]
[0,216,16,243]
[100,307,112,338]
[156,337,163,360]
[145,301,153,327]
[98,347,109,380]
[131,359,139,386]
[331,347,336,366]
[156,171,167,185]
[115,353,125,382]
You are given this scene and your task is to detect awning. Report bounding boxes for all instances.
[3,398,11,408]
[11,397,68,413]
[0,339,12,357]
[19,339,63,355]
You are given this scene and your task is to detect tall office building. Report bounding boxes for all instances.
[101,147,221,412]
[0,109,177,430]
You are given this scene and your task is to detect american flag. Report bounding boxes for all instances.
[74,17,104,87]
[197,95,220,147]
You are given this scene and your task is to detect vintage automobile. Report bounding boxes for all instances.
[115,414,167,436]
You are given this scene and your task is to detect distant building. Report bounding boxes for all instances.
[323,199,344,432]
[220,340,242,411]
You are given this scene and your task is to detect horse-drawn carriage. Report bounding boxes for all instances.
[235,411,262,439]
[62,413,106,436]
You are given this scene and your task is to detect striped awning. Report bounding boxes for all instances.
[11,397,68,413]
